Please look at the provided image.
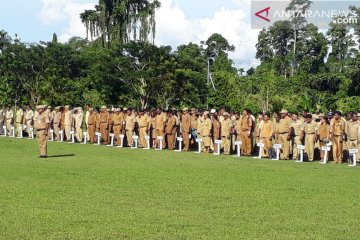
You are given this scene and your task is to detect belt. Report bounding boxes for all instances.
[88,124,94,126]
[279,132,288,134]
[202,135,210,137]
[36,128,46,131]
[140,126,147,128]
[114,124,121,126]
[242,129,249,131]
[306,133,315,135]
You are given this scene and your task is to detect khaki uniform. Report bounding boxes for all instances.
[15,109,24,137]
[34,111,50,156]
[87,112,96,143]
[125,114,136,146]
[212,119,221,153]
[165,116,176,149]
[24,110,34,136]
[346,120,360,160]
[201,118,212,149]
[330,119,345,163]
[221,118,233,155]
[112,113,124,145]
[138,115,149,148]
[64,110,73,140]
[318,123,330,160]
[181,113,191,151]
[234,119,241,141]
[99,111,110,144]
[260,120,273,157]
[74,112,83,142]
[278,116,291,160]
[303,121,318,161]
[5,109,14,135]
[53,111,61,141]
[291,119,303,159]
[240,116,252,156]
[0,109,4,135]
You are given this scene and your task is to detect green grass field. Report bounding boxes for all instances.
[1,137,360,240]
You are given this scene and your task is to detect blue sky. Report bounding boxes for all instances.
[0,0,259,69]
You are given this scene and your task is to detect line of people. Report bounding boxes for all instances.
[0,105,359,163]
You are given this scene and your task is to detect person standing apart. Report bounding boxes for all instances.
[33,105,50,158]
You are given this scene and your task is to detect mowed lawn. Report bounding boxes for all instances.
[0,138,359,240]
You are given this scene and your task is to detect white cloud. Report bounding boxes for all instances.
[39,0,96,42]
[38,0,260,69]
[155,0,260,69]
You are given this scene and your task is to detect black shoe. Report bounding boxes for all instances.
[39,155,47,158]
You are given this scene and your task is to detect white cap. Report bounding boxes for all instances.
[210,109,216,114]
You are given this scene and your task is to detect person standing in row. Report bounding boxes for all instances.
[5,105,14,135]
[165,111,176,150]
[99,106,110,145]
[111,108,124,146]
[318,114,330,161]
[260,113,273,158]
[74,107,83,142]
[330,111,345,164]
[33,105,50,158]
[221,112,232,155]
[181,108,191,151]
[53,107,61,141]
[63,105,72,141]
[346,113,359,160]
[24,106,34,136]
[87,107,96,143]
[0,106,5,135]
[201,111,212,153]
[211,111,221,154]
[125,109,136,147]
[291,113,303,160]
[303,114,318,162]
[15,106,24,137]
[278,109,292,160]
[240,109,253,156]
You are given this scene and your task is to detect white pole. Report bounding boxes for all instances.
[132,135,139,149]
[49,129,54,141]
[272,144,282,161]
[2,126,6,136]
[82,132,88,144]
[117,135,125,148]
[30,128,34,139]
[195,138,203,153]
[11,126,15,137]
[96,132,101,145]
[59,130,63,142]
[69,131,75,143]
[234,141,242,157]
[295,145,305,163]
[254,143,264,159]
[174,137,182,152]
[214,140,222,156]
[156,136,163,151]
[107,133,114,147]
[144,136,150,150]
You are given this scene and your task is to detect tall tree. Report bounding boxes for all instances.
[80,0,161,47]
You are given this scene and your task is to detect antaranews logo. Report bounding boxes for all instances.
[255,7,271,22]
[251,1,359,29]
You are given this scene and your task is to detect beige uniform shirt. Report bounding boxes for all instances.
[33,111,50,130]
[292,119,303,136]
[25,110,34,122]
[260,121,273,138]
[303,121,318,134]
[346,120,359,140]
[75,112,83,128]
[6,109,14,120]
[64,110,73,126]
[15,109,24,123]
[221,118,233,137]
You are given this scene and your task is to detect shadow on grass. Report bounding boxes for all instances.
[47,154,75,158]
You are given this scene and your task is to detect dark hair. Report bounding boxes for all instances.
[334,111,342,116]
